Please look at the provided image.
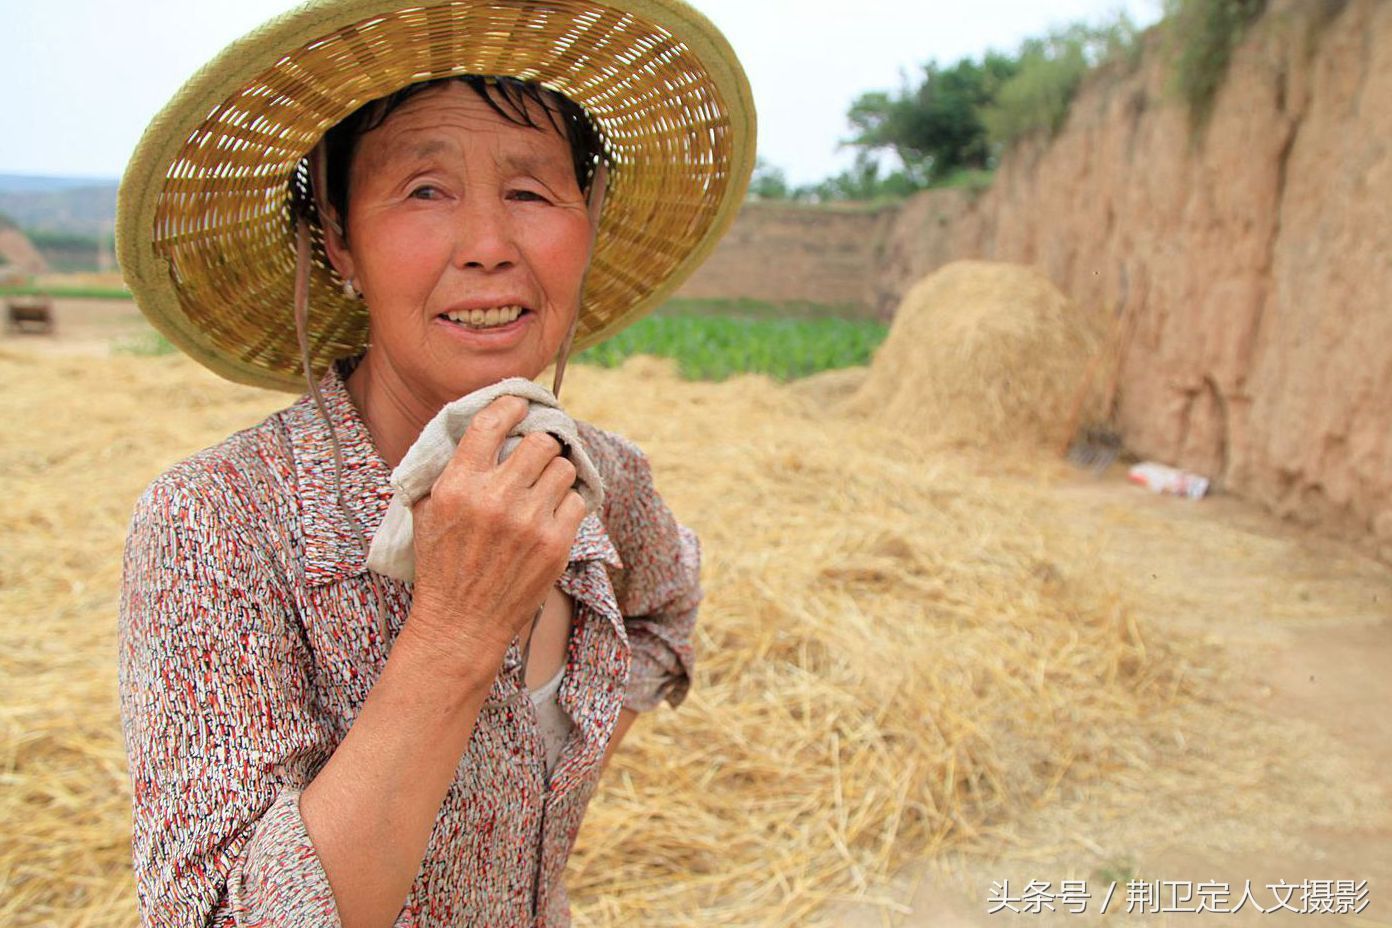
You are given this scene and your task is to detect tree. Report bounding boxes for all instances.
[799,153,922,202]
[748,157,792,200]
[844,53,1019,184]
[771,11,1138,203]
[983,17,1139,146]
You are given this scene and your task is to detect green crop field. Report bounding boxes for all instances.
[0,285,132,300]
[576,313,886,382]
[651,296,864,321]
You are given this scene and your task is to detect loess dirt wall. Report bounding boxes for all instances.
[674,200,894,314]
[818,0,1391,557]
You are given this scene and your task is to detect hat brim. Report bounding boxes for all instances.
[116,0,755,392]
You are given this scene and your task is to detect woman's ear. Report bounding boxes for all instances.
[321,206,356,285]
[308,141,356,286]
[586,163,608,240]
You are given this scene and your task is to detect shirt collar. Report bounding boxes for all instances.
[288,366,622,588]
[572,512,623,570]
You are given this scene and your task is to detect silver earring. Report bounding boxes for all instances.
[341,278,358,299]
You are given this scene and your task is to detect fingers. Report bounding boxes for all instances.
[453,395,529,470]
[503,431,565,485]
[555,487,587,529]
[533,453,579,508]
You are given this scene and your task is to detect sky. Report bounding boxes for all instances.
[0,0,1162,186]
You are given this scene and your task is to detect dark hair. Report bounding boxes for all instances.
[293,75,608,241]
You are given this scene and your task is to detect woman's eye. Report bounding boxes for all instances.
[409,185,442,200]
[509,189,549,203]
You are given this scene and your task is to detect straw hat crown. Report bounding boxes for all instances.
[117,0,755,391]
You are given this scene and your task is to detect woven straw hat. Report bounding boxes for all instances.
[116,0,755,392]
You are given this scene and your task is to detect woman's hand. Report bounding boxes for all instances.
[403,395,587,679]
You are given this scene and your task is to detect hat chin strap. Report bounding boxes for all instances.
[293,155,392,650]
[551,162,608,400]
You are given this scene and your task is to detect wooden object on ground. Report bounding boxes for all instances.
[5,295,55,335]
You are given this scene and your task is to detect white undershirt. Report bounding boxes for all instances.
[528,665,574,778]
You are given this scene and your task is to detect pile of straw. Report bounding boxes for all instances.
[563,363,1198,924]
[841,261,1108,450]
[2,338,1377,926]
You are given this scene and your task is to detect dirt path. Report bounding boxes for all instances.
[832,466,1392,927]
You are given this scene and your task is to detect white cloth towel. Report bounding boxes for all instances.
[365,377,605,582]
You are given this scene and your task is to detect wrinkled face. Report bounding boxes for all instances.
[328,82,593,407]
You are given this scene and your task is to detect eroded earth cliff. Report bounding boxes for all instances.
[873,0,1391,557]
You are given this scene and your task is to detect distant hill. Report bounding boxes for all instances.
[0,216,51,275]
[0,175,119,237]
[0,174,118,194]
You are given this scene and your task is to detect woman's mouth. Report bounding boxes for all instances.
[439,305,528,330]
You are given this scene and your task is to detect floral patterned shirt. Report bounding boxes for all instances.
[117,367,701,927]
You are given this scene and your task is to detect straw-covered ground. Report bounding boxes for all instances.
[2,269,1388,925]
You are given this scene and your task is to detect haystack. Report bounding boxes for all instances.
[842,261,1106,449]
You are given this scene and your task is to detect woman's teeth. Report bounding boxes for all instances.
[443,305,524,328]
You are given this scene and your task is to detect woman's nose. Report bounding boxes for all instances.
[453,196,519,271]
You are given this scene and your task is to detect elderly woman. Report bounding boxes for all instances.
[114,2,754,926]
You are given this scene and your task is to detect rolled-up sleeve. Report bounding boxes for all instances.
[594,435,703,713]
[118,473,341,927]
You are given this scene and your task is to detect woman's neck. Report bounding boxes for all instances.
[343,355,439,469]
